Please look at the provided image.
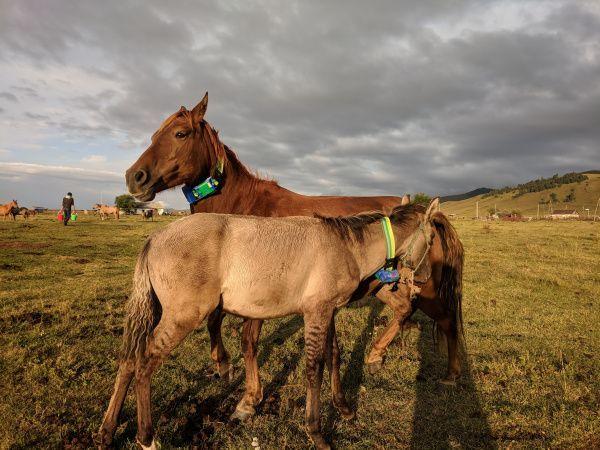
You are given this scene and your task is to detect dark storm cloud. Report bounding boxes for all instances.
[0,92,18,102]
[0,0,599,207]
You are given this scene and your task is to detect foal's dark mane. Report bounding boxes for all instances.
[317,203,422,243]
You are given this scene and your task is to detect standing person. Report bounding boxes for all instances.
[61,192,76,226]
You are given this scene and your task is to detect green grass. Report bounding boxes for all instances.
[442,172,600,218]
[1,214,599,449]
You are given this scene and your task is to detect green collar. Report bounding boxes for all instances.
[375,217,399,283]
[181,157,225,204]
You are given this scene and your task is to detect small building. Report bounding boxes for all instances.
[33,207,47,213]
[549,209,579,220]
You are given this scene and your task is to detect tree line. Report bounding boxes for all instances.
[482,172,588,199]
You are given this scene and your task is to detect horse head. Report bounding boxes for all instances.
[397,198,439,283]
[126,93,225,201]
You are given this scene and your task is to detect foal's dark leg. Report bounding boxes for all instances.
[207,305,232,379]
[305,312,333,450]
[231,319,264,420]
[325,317,354,419]
[365,284,414,373]
[436,316,461,385]
[417,292,461,384]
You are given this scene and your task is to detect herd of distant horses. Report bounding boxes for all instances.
[0,200,36,220]
[0,200,156,221]
[2,94,465,449]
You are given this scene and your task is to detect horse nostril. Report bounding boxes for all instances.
[134,170,148,185]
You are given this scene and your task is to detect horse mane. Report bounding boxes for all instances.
[316,203,421,243]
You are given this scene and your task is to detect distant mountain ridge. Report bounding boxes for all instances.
[440,170,598,204]
[440,188,492,202]
[440,170,600,217]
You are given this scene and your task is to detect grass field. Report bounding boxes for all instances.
[1,213,599,449]
[442,172,600,218]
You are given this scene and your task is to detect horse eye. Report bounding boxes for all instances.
[175,131,188,139]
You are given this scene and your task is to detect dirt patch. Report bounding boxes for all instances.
[73,258,90,264]
[0,241,50,249]
[0,263,22,271]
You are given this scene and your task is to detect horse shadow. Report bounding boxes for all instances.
[321,303,495,449]
[410,313,496,449]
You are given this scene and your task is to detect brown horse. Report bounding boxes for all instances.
[119,94,463,422]
[100,202,438,449]
[94,204,120,220]
[0,200,18,220]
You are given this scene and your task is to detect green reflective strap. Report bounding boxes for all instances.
[380,217,395,260]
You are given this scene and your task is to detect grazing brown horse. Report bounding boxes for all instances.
[99,202,438,449]
[94,204,120,220]
[115,94,463,426]
[0,200,18,220]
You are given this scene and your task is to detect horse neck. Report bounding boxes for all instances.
[345,221,417,279]
[190,140,279,215]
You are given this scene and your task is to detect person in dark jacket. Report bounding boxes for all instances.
[61,192,76,226]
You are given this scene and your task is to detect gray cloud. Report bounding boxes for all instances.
[0,92,18,102]
[0,0,599,208]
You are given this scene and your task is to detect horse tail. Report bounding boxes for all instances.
[432,212,465,343]
[121,239,161,361]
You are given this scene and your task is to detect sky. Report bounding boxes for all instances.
[0,0,599,209]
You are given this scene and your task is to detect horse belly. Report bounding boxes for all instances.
[221,280,302,319]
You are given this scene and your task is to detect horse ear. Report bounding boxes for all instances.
[400,194,410,206]
[425,197,440,220]
[191,92,208,123]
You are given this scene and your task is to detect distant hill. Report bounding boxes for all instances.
[441,187,492,202]
[441,171,600,218]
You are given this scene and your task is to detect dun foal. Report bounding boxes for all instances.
[123,95,465,422]
[98,201,438,449]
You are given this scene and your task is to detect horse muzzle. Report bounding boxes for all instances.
[125,167,156,201]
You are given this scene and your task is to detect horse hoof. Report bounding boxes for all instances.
[308,432,331,450]
[94,427,114,449]
[219,365,234,382]
[136,439,158,450]
[367,359,383,374]
[339,407,356,421]
[439,377,457,386]
[230,405,255,422]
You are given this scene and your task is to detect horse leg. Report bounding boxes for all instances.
[135,311,207,448]
[231,319,264,420]
[206,306,231,379]
[436,316,461,385]
[304,311,333,450]
[365,284,413,374]
[325,316,354,419]
[417,294,461,385]
[97,359,135,447]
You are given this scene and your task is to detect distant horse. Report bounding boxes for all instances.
[94,204,120,220]
[12,207,35,219]
[119,94,464,423]
[0,200,18,220]
[99,202,438,449]
[141,209,154,221]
